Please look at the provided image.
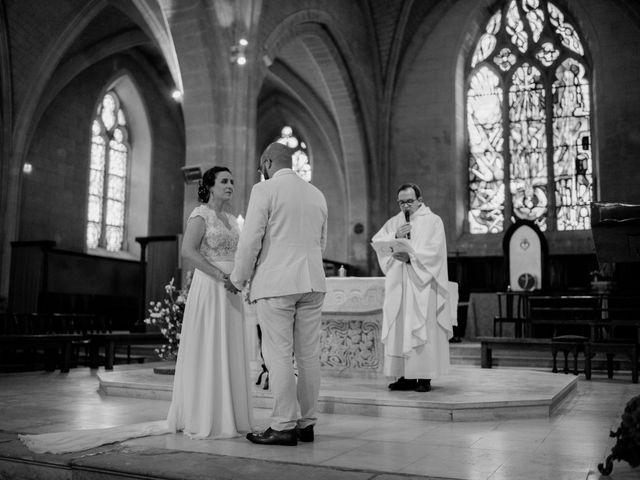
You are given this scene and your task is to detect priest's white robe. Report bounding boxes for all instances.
[372,205,458,379]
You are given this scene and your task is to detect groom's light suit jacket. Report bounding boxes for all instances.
[231,169,328,302]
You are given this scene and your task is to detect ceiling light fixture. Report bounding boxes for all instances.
[230,38,248,65]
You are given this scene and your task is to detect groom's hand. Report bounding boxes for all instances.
[224,276,240,294]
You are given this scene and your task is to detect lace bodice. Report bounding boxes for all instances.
[189,205,240,263]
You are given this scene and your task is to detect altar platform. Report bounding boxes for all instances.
[97,276,576,422]
[98,364,577,421]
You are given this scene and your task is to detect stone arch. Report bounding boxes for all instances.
[129,0,183,93]
[257,10,371,270]
[257,88,348,262]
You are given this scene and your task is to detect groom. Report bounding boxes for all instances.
[225,141,328,446]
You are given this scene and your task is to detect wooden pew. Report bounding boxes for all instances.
[0,334,83,372]
[1,313,161,371]
[480,295,603,373]
[521,294,640,381]
[527,295,602,375]
[527,295,602,337]
[86,332,164,370]
[46,312,161,368]
[0,313,83,372]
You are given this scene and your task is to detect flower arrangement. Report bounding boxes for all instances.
[144,272,192,361]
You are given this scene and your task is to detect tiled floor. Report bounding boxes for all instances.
[1,364,639,480]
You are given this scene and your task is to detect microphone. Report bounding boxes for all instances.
[404,210,411,239]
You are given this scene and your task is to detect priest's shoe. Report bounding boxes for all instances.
[246,427,297,446]
[297,424,314,442]
[388,377,417,391]
[415,379,431,392]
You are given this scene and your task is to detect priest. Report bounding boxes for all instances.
[372,183,457,392]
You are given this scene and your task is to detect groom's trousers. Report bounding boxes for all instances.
[256,291,325,431]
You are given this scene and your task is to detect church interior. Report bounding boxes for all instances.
[1,0,640,479]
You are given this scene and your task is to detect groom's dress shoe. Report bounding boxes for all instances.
[246,427,297,446]
[297,425,314,442]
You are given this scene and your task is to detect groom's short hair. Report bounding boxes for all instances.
[261,142,295,167]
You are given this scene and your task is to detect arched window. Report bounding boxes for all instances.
[467,0,592,234]
[277,125,311,181]
[86,91,130,251]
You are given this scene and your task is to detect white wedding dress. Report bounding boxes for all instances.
[20,206,254,454]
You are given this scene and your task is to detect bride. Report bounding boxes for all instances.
[20,166,254,453]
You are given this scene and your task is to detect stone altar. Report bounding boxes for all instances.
[320,277,385,372]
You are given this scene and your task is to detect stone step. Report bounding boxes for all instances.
[99,364,577,422]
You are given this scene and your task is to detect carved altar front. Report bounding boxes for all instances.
[320,277,385,372]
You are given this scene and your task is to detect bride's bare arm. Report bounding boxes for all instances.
[181,216,227,281]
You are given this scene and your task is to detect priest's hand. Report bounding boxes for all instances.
[395,224,411,238]
[392,252,410,263]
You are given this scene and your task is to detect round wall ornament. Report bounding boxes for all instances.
[518,272,536,290]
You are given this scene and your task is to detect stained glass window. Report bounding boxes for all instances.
[467,0,592,233]
[86,92,129,251]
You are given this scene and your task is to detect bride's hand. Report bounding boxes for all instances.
[224,276,240,294]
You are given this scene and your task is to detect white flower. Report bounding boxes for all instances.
[146,274,192,361]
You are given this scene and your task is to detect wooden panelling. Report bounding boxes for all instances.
[8,241,141,330]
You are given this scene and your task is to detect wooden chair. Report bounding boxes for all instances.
[493,291,532,337]
[528,295,602,375]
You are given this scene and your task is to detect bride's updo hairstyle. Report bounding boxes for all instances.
[197,166,232,203]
